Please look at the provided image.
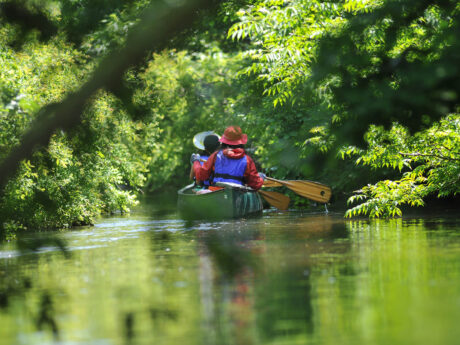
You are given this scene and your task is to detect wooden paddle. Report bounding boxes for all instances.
[264,177,332,204]
[258,190,290,210]
[262,179,283,188]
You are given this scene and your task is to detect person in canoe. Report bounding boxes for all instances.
[191,126,265,191]
[189,132,220,188]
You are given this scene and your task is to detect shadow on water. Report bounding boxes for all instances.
[16,233,71,259]
[36,291,59,339]
[0,271,32,310]
[124,312,134,345]
[0,232,70,341]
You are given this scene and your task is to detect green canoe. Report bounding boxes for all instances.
[177,183,263,220]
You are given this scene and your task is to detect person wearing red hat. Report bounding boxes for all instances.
[191,126,265,190]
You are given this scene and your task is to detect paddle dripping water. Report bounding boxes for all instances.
[0,202,459,345]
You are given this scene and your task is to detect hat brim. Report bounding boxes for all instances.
[193,131,220,150]
[219,133,247,145]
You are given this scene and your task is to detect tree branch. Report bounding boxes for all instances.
[399,151,460,162]
[0,0,215,191]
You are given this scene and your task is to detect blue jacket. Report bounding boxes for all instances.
[199,155,211,186]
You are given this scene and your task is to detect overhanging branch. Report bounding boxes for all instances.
[0,0,215,191]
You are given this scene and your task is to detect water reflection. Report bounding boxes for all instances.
[0,210,459,345]
[192,214,351,345]
[36,291,59,339]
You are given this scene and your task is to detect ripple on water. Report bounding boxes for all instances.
[94,218,185,229]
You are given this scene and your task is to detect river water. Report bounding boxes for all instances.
[0,202,459,345]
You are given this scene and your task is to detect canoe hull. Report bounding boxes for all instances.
[177,185,263,220]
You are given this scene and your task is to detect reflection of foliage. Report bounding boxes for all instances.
[36,292,59,337]
[203,230,256,277]
[256,269,313,339]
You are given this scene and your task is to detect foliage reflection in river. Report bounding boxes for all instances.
[0,209,459,345]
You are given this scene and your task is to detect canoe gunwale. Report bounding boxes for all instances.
[178,182,257,196]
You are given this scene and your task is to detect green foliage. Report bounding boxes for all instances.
[59,0,138,44]
[313,0,460,144]
[79,0,152,56]
[2,0,460,235]
[228,0,460,217]
[345,115,460,218]
[1,0,249,236]
[134,48,246,189]
[222,0,384,187]
[0,27,153,235]
[228,0,380,106]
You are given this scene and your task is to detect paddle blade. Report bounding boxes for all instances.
[266,177,332,203]
[283,180,331,203]
[259,190,290,210]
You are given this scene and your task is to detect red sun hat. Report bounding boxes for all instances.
[219,126,248,145]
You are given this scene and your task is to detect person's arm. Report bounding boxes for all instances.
[193,151,217,181]
[244,155,264,190]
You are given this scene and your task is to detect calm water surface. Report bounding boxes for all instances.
[0,202,459,345]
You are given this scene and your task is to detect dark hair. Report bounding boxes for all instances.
[204,134,220,153]
[221,143,244,149]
